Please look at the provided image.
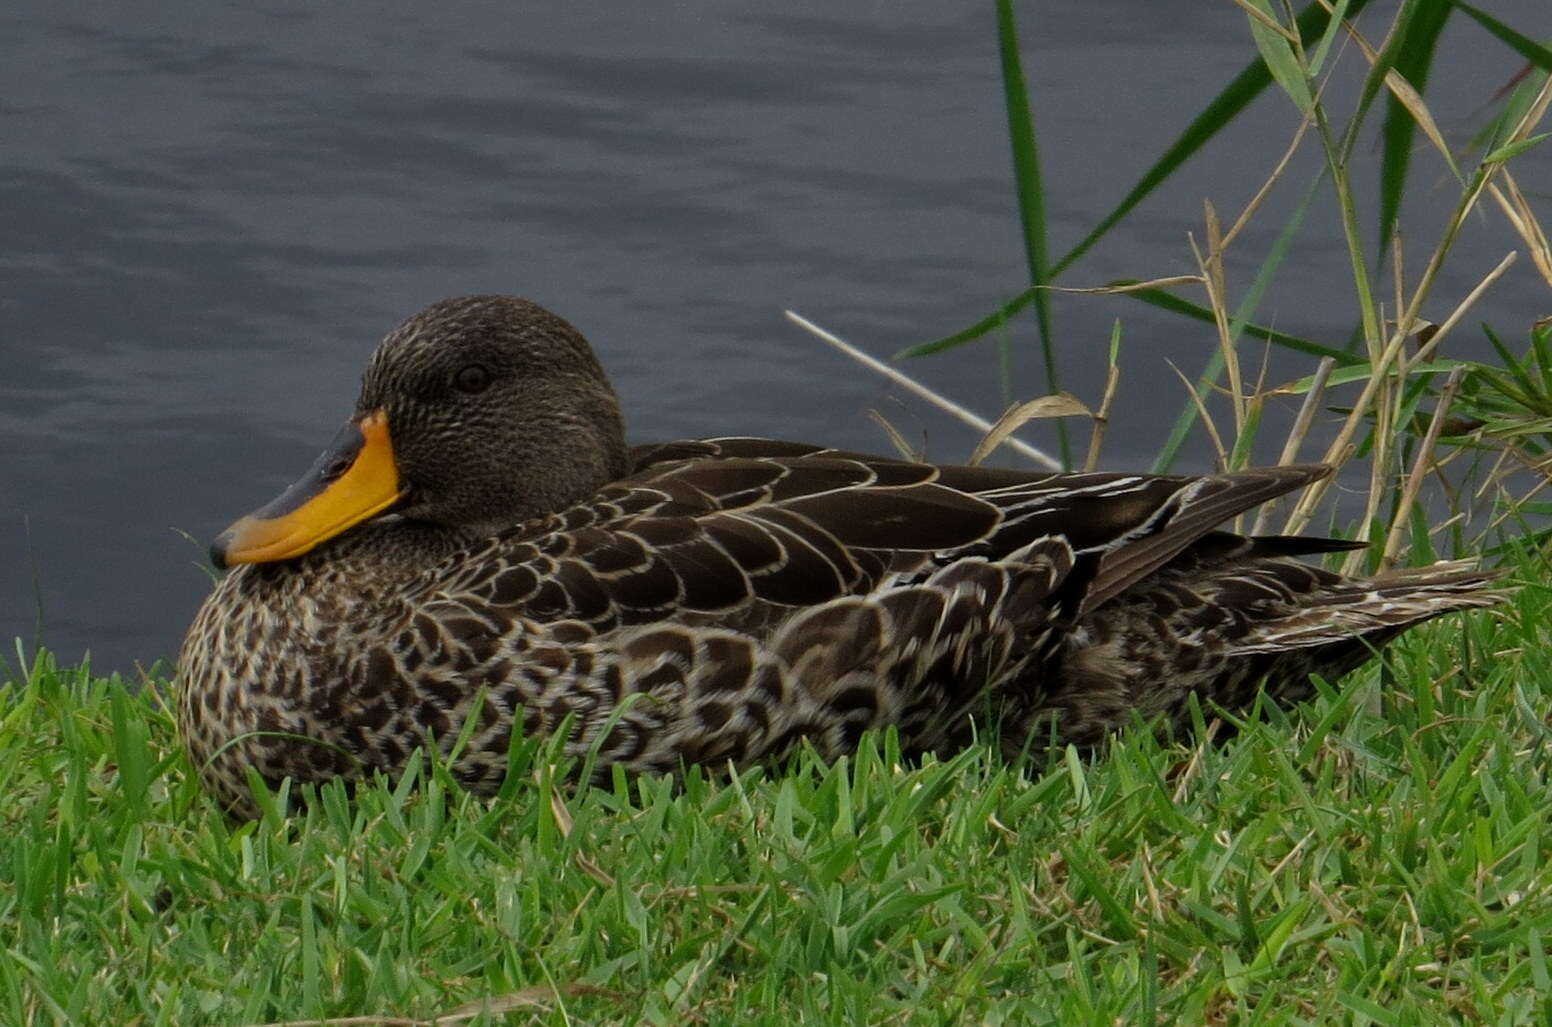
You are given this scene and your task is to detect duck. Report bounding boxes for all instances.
[178,295,1501,817]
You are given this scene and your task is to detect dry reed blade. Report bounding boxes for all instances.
[968,394,1090,466]
[1252,356,1335,534]
[1400,252,1518,376]
[1194,201,1247,441]
[1377,365,1467,569]
[1084,325,1123,472]
[1168,359,1228,468]
[866,408,925,462]
[1222,105,1316,250]
[1489,170,1552,288]
[1049,276,1203,294]
[1321,0,1458,175]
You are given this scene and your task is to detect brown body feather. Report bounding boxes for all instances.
[177,298,1502,817]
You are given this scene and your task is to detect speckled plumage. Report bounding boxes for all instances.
[178,296,1502,817]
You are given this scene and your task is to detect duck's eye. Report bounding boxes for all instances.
[454,364,491,394]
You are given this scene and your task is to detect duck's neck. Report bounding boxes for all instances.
[306,517,481,580]
[227,518,481,611]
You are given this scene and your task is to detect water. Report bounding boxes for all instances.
[3,1,1548,672]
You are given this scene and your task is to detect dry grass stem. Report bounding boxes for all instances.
[1375,367,1467,570]
[866,408,925,462]
[1400,252,1518,376]
[1169,360,1229,468]
[1050,276,1204,294]
[1278,356,1335,468]
[1252,357,1335,534]
[1488,172,1552,289]
[241,984,618,1027]
[1222,107,1315,250]
[968,394,1089,466]
[1190,206,1247,442]
[1324,1,1458,174]
[1084,333,1122,472]
[1391,231,1406,330]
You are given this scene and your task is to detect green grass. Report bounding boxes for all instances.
[2,562,1547,1025]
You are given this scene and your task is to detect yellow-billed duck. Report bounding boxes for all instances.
[178,295,1501,817]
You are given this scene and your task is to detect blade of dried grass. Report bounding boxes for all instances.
[1391,228,1407,328]
[1252,356,1335,534]
[1377,0,1459,247]
[1048,276,1203,294]
[968,394,1089,466]
[1222,108,1316,250]
[1152,34,1325,478]
[1488,170,1552,289]
[867,409,925,462]
[1156,169,1329,473]
[1195,200,1247,441]
[1272,358,1334,465]
[1167,359,1229,468]
[239,982,618,1027]
[1400,253,1519,376]
[1378,366,1466,568]
[1084,323,1123,472]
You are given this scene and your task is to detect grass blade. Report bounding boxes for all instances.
[1378,0,1453,256]
[1048,0,1377,278]
[1118,286,1355,364]
[1451,2,1552,72]
[905,0,1378,359]
[1243,0,1315,114]
[995,0,1068,465]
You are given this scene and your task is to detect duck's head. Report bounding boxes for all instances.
[210,295,630,568]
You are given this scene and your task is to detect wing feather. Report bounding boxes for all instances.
[470,441,1337,633]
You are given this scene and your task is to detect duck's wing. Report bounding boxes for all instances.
[441,440,1332,634]
[1048,465,1335,616]
[446,448,1016,630]
[634,441,1337,620]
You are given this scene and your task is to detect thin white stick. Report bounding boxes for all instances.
[784,309,1063,470]
[1253,356,1335,536]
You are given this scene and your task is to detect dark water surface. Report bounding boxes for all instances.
[3,2,1548,671]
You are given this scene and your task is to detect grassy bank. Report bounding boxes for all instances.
[1,555,1546,1025]
[7,4,1549,1025]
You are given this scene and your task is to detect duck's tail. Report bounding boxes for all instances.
[1228,559,1506,655]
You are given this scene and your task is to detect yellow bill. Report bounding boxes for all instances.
[211,409,404,567]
